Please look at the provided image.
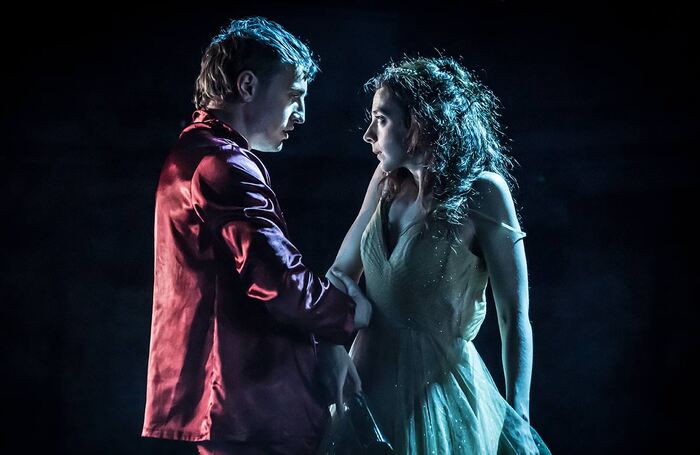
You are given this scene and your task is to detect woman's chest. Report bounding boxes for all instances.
[385,197,427,249]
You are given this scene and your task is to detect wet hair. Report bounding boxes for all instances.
[365,56,514,233]
[194,16,319,109]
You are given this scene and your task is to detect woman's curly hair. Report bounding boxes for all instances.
[366,56,514,233]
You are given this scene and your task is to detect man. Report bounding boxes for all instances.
[142,17,371,454]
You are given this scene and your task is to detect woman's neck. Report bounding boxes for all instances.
[403,164,433,212]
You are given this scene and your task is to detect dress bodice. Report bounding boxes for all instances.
[360,198,490,343]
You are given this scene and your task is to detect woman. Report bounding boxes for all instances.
[322,57,549,454]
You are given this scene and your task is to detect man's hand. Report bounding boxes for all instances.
[331,269,372,329]
[318,344,361,417]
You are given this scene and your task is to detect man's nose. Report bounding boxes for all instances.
[292,100,305,125]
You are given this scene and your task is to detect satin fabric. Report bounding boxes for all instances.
[143,110,356,444]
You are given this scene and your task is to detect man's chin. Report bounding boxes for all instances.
[252,142,283,153]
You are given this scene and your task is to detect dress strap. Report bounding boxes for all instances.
[468,209,526,238]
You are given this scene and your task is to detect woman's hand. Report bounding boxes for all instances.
[318,343,361,417]
[504,412,540,455]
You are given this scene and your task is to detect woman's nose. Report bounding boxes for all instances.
[363,125,375,144]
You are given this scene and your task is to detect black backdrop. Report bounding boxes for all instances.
[2,3,696,453]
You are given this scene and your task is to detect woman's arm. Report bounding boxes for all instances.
[318,165,384,406]
[326,164,385,291]
[470,171,533,422]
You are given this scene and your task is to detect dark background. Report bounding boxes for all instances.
[2,2,696,453]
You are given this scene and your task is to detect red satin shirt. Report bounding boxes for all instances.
[142,110,356,443]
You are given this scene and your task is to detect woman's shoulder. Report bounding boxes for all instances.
[465,171,523,238]
[471,171,511,205]
[469,171,515,213]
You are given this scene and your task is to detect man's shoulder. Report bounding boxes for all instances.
[195,153,266,188]
[174,126,266,185]
[177,124,242,153]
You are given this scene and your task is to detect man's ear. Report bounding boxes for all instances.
[236,70,258,102]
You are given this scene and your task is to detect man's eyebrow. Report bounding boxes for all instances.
[372,108,389,115]
[290,88,306,96]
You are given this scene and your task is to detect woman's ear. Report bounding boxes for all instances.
[405,114,425,159]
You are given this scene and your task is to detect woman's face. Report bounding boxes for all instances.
[363,86,417,173]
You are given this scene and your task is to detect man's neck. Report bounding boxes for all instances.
[206,105,250,142]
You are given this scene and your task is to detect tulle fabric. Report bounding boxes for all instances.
[319,325,549,454]
[319,199,550,454]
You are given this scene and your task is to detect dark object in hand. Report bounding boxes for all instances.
[345,391,394,454]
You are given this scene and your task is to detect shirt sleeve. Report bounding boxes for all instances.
[190,152,356,345]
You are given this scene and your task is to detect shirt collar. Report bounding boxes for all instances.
[187,109,250,149]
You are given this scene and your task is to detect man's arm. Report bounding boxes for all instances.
[191,153,363,344]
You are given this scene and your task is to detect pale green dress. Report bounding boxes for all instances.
[321,198,549,454]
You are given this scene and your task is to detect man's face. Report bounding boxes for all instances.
[246,66,307,152]
[363,86,411,173]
